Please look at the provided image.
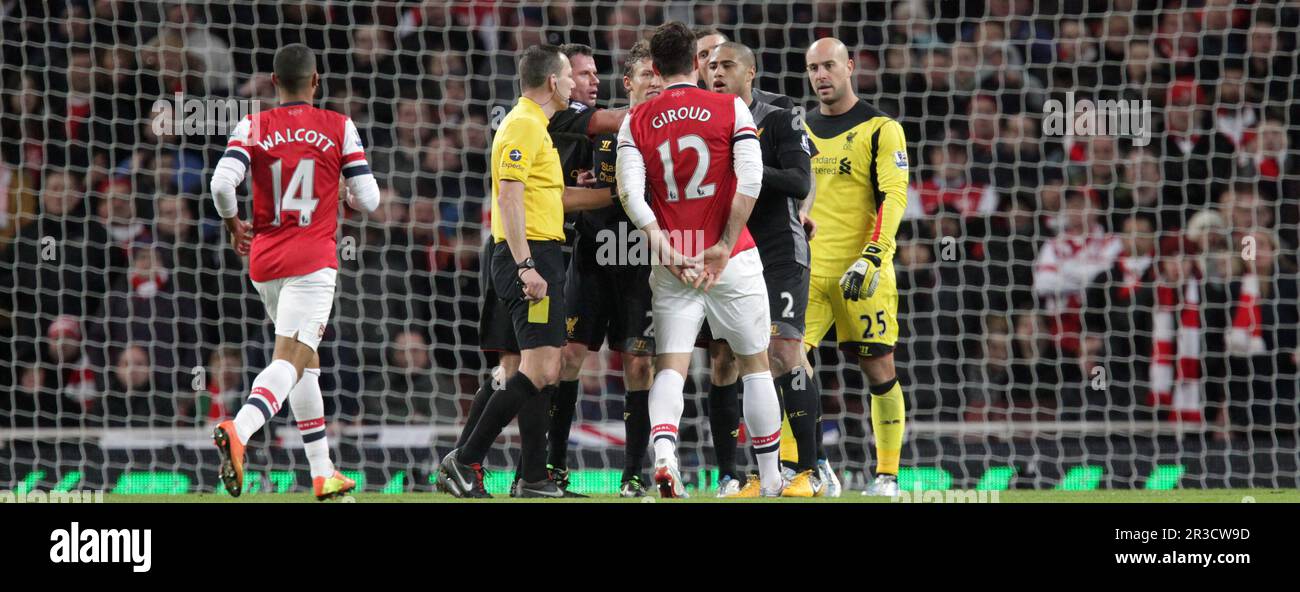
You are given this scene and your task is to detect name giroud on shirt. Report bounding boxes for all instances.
[256,127,338,152]
[650,105,713,129]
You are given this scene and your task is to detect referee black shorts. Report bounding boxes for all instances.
[490,240,567,351]
[479,239,518,353]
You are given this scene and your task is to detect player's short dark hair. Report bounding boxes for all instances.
[560,43,594,60]
[693,26,726,41]
[650,21,696,78]
[715,41,755,70]
[623,40,651,77]
[273,43,318,93]
[519,44,565,91]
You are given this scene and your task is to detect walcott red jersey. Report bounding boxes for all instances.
[224,102,367,282]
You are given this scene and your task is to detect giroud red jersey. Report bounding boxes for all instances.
[223,102,368,282]
[618,83,757,257]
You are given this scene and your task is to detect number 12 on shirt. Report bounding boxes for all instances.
[656,134,715,202]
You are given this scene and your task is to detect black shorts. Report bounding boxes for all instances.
[478,240,518,353]
[564,238,654,356]
[490,240,567,351]
[764,262,809,340]
[698,261,809,345]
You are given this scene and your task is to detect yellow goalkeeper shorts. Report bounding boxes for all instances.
[804,262,898,358]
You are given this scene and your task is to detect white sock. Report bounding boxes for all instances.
[290,368,334,479]
[648,369,686,463]
[741,371,783,492]
[233,359,298,445]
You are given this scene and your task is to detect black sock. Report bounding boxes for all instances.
[547,379,580,468]
[708,381,740,480]
[518,384,554,483]
[779,368,818,472]
[462,372,537,465]
[455,380,496,449]
[623,389,650,481]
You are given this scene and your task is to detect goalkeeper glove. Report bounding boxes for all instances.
[840,243,885,301]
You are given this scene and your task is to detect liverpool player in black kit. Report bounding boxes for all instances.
[550,42,663,498]
[695,27,795,109]
[695,31,826,496]
[458,43,627,498]
[707,42,839,497]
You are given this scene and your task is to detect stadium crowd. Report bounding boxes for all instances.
[1,0,1298,442]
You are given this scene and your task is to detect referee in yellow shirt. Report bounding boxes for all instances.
[440,45,577,498]
[802,38,909,497]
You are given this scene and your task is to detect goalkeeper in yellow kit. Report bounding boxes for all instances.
[801,38,908,496]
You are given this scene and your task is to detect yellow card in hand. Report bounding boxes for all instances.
[528,296,550,323]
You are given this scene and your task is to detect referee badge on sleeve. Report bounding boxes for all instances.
[893,150,908,169]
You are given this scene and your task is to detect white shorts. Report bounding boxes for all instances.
[251,267,337,352]
[651,248,770,356]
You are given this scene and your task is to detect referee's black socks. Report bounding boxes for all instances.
[518,384,554,483]
[463,372,544,475]
[546,380,581,469]
[455,380,496,449]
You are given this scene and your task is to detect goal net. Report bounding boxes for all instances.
[2,1,1297,496]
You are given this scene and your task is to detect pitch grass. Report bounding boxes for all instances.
[104,489,1300,503]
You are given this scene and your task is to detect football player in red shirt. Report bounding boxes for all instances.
[615,22,785,497]
[208,44,381,501]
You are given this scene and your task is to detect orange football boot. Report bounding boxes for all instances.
[212,420,246,497]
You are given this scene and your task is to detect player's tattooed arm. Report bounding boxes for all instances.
[587,108,629,136]
[562,186,615,212]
